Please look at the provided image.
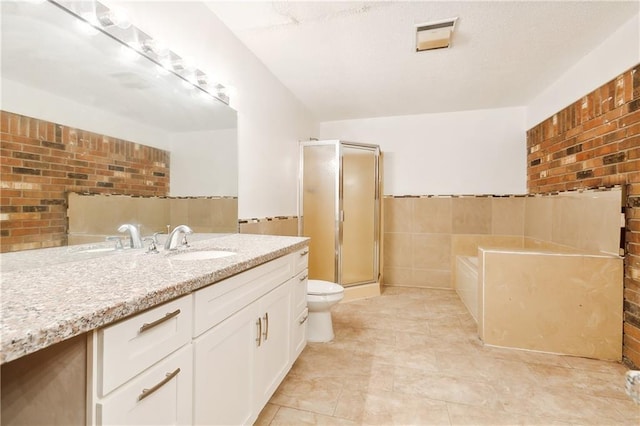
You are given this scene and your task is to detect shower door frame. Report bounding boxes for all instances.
[299,140,381,287]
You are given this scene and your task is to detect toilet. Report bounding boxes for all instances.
[306,279,344,342]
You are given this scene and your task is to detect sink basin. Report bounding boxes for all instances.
[169,250,236,261]
[71,246,117,254]
[81,247,117,253]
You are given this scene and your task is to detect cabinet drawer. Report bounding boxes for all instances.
[292,269,308,315]
[291,308,308,361]
[97,295,192,396]
[294,247,309,274]
[194,254,294,337]
[97,344,193,426]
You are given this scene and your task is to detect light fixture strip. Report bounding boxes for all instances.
[48,0,231,105]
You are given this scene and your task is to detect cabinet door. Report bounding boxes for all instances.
[97,344,192,426]
[255,280,292,409]
[193,301,258,426]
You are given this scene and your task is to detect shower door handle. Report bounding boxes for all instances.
[339,210,345,222]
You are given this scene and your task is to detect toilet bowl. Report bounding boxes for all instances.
[306,279,344,343]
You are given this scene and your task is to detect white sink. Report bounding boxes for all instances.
[169,250,236,261]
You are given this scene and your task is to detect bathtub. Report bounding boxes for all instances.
[455,256,479,322]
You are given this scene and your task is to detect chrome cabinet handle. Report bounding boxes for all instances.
[139,309,181,333]
[299,313,309,325]
[138,368,181,401]
[256,318,262,347]
[263,312,269,341]
[300,250,309,256]
[299,274,308,281]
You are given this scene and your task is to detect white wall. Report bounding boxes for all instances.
[115,1,318,219]
[320,107,527,196]
[1,79,172,150]
[170,128,238,197]
[527,13,640,129]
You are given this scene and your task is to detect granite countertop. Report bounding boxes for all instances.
[0,233,309,364]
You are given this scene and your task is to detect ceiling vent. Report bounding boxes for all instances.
[415,17,458,52]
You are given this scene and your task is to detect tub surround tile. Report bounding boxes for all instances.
[491,197,525,236]
[412,197,452,234]
[452,197,492,234]
[0,233,309,364]
[412,234,451,269]
[383,197,413,233]
[523,196,553,241]
[480,249,624,360]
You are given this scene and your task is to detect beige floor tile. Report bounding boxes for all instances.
[362,391,451,425]
[527,362,631,400]
[493,380,631,425]
[270,375,343,416]
[266,286,638,426]
[255,403,281,426]
[446,402,572,425]
[270,406,358,425]
[393,365,504,410]
[435,352,535,385]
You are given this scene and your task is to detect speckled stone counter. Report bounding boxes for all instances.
[0,233,309,364]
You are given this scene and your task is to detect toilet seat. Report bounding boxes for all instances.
[308,279,344,296]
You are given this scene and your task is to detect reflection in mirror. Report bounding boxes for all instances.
[0,0,238,252]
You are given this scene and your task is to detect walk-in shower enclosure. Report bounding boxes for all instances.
[299,140,381,287]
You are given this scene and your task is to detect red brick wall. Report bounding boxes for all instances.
[0,111,170,253]
[527,64,640,367]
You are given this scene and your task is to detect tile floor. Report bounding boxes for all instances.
[256,286,640,425]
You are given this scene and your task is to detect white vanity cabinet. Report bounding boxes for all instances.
[87,245,309,426]
[88,295,193,425]
[291,249,309,361]
[193,252,301,425]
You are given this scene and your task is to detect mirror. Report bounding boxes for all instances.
[1,0,238,250]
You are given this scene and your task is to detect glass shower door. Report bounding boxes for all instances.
[339,144,379,286]
[301,143,338,282]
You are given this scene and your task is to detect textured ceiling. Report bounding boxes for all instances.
[205,1,639,121]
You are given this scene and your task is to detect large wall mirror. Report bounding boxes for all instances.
[1,0,239,249]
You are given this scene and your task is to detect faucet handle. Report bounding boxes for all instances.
[105,236,124,250]
[143,237,159,254]
[152,232,164,245]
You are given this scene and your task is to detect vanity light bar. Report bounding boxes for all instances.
[48,0,232,105]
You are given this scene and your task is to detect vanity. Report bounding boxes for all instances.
[1,233,309,425]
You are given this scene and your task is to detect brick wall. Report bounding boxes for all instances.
[527,64,640,368]
[0,111,170,253]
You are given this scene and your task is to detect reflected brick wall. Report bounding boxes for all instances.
[527,65,640,367]
[0,111,170,252]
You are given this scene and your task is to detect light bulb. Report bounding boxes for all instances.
[97,7,131,29]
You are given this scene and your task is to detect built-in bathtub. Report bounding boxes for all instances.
[455,243,623,361]
[455,255,479,322]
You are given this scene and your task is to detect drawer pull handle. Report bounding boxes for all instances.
[299,313,309,325]
[263,312,269,341]
[139,309,181,334]
[256,318,262,347]
[300,250,309,256]
[138,368,181,402]
[299,274,308,282]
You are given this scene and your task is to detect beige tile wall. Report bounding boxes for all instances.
[67,193,238,244]
[384,188,622,289]
[239,217,299,236]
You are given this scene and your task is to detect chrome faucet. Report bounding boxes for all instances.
[165,225,193,250]
[117,224,144,249]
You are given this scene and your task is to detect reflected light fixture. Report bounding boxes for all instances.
[49,0,232,105]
